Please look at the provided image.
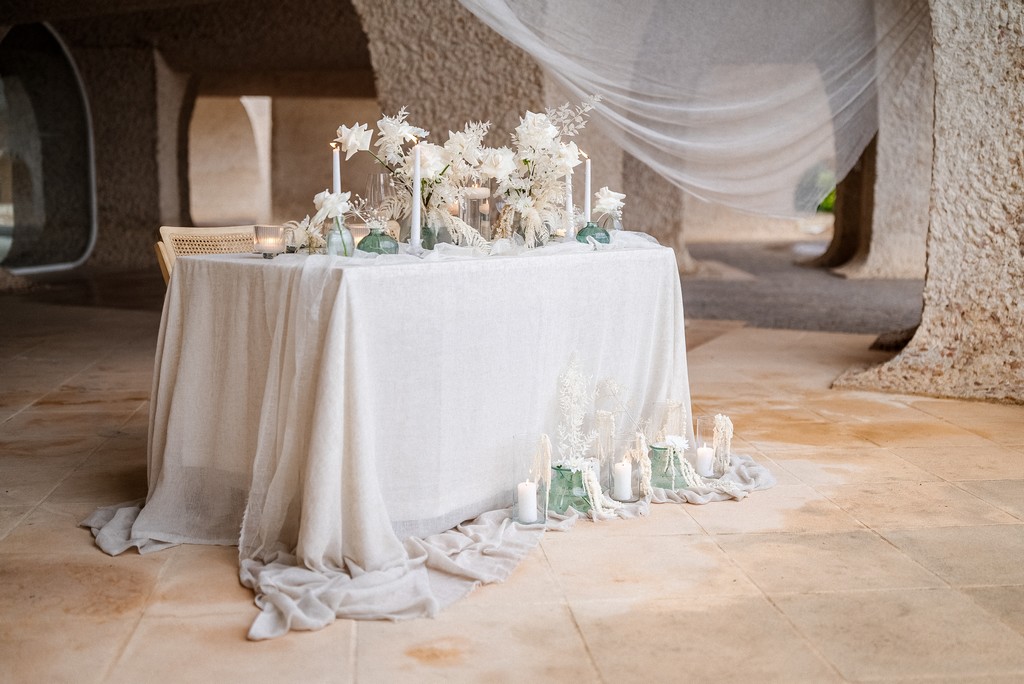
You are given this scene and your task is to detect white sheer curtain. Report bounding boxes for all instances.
[458,0,930,218]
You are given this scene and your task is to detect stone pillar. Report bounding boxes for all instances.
[835,0,1024,403]
[352,0,544,145]
[835,15,933,280]
[808,137,876,269]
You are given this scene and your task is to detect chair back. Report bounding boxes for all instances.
[158,225,256,278]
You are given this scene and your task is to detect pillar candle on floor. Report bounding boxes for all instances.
[517,480,538,523]
[613,460,632,500]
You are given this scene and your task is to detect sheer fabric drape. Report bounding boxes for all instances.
[458,0,930,217]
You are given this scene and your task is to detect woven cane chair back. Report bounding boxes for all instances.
[157,225,256,280]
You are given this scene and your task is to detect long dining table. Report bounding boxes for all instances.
[95,233,694,637]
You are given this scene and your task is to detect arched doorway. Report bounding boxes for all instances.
[0,23,95,273]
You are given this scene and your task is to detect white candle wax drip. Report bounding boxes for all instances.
[517,480,538,523]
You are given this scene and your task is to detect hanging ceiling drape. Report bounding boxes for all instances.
[458,0,930,218]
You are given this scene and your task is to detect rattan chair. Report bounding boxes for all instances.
[156,225,256,284]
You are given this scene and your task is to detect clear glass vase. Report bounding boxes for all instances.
[358,225,399,254]
[326,218,355,256]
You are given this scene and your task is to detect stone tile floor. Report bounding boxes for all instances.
[1,292,1023,683]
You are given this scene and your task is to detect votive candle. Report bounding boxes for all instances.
[612,459,632,501]
[517,480,538,523]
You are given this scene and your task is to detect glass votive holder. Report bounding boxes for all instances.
[460,180,493,240]
[694,415,716,478]
[512,433,549,525]
[606,436,641,503]
[283,226,299,253]
[254,224,285,259]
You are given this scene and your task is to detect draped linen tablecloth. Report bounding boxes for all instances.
[86,233,699,638]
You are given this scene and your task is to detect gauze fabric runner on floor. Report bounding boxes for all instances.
[83,232,771,639]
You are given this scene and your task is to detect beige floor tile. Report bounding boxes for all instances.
[0,407,135,439]
[355,602,598,683]
[746,453,804,485]
[881,525,1024,586]
[0,615,139,684]
[146,544,272,617]
[32,387,148,414]
[0,501,104,555]
[964,586,1024,638]
[746,420,882,450]
[0,503,33,540]
[848,417,997,448]
[45,461,148,505]
[684,484,865,534]
[542,533,760,603]
[893,445,1024,482]
[108,611,355,684]
[571,595,841,682]
[819,481,1020,530]
[0,551,166,624]
[958,480,1024,520]
[910,399,1024,445]
[717,530,944,594]
[800,392,927,423]
[775,588,1024,680]
[769,447,939,486]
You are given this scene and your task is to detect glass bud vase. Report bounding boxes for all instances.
[326,217,355,256]
[358,224,399,254]
[576,221,610,244]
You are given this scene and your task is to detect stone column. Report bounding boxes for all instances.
[835,14,934,280]
[351,0,544,145]
[835,0,1024,403]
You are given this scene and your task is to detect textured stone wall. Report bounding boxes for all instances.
[66,44,165,270]
[835,0,1024,403]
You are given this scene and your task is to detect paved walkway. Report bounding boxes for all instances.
[684,240,925,335]
[1,271,1022,681]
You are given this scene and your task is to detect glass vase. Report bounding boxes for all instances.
[649,442,686,489]
[576,221,610,244]
[358,225,399,254]
[548,465,590,515]
[326,217,355,256]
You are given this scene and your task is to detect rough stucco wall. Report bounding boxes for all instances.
[352,0,543,148]
[835,0,1024,403]
[836,14,934,280]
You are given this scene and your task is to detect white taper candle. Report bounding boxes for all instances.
[409,144,422,249]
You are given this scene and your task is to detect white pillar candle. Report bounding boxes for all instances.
[564,172,573,230]
[612,460,632,500]
[410,144,422,249]
[696,445,715,478]
[517,480,538,523]
[332,144,341,195]
[583,157,592,221]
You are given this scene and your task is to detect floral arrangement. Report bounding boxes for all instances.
[489,98,598,247]
[334,108,491,249]
[325,97,613,252]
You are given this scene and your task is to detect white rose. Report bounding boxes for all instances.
[515,111,560,150]
[593,186,626,217]
[312,189,352,226]
[478,147,517,180]
[416,142,450,178]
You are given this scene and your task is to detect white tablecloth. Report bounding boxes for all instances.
[91,234,696,637]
